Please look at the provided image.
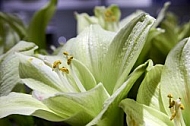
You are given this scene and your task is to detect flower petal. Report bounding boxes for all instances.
[0,41,37,96]
[86,60,152,126]
[160,37,190,125]
[75,12,98,34]
[0,92,63,121]
[137,65,165,113]
[119,99,173,126]
[62,24,115,85]
[18,54,68,93]
[102,13,155,94]
[42,83,109,126]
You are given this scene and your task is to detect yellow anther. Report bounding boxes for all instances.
[59,67,69,74]
[52,60,61,68]
[67,56,73,65]
[168,94,174,108]
[167,94,173,98]
[67,59,72,65]
[69,56,73,60]
[63,52,69,56]
[179,104,184,110]
[169,100,175,108]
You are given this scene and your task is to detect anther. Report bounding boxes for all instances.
[52,60,61,68]
[67,56,73,65]
[59,67,69,74]
[168,94,174,108]
[63,52,69,56]
[179,104,184,110]
[167,94,173,98]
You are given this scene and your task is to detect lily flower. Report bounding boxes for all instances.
[119,37,190,126]
[0,13,155,125]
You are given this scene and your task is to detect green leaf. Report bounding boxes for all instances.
[101,13,155,94]
[160,37,190,125]
[119,99,173,126]
[86,60,152,126]
[0,41,37,96]
[0,92,63,121]
[0,12,26,39]
[26,0,57,49]
[152,2,171,28]
[42,83,109,126]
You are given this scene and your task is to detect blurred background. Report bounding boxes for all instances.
[0,0,190,46]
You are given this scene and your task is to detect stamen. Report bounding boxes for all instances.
[52,52,86,92]
[67,56,73,65]
[63,52,69,56]
[52,60,61,69]
[59,67,69,74]
[167,94,185,125]
[69,62,86,92]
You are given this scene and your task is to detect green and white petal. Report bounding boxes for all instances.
[42,83,109,126]
[75,12,98,34]
[102,13,155,94]
[61,24,115,85]
[18,54,69,93]
[160,37,190,125]
[0,92,63,121]
[0,41,37,96]
[137,65,166,113]
[119,99,173,126]
[87,60,152,126]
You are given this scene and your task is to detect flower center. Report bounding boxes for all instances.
[167,94,185,125]
[104,9,116,22]
[52,52,86,92]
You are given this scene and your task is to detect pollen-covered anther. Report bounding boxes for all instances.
[52,60,61,68]
[59,67,69,74]
[179,103,184,110]
[167,94,173,98]
[168,94,174,108]
[63,52,69,56]
[67,56,73,65]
